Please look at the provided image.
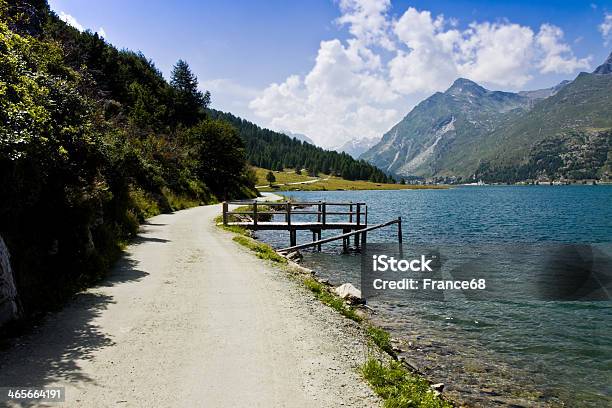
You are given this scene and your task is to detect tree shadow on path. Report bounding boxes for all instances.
[0,254,150,401]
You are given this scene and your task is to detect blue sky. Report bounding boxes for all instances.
[49,0,612,147]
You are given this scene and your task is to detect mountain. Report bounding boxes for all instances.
[518,80,571,100]
[361,78,533,178]
[334,137,380,159]
[474,66,612,181]
[593,51,612,74]
[362,53,612,182]
[283,131,315,145]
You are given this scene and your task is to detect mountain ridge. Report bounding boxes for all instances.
[362,53,612,182]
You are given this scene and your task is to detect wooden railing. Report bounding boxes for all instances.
[222,201,368,228]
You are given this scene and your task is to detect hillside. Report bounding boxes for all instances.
[474,65,612,181]
[252,167,443,191]
[207,110,393,183]
[362,53,612,182]
[0,0,256,322]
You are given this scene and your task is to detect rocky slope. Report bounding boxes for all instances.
[360,78,534,178]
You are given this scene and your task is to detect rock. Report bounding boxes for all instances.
[354,309,367,320]
[287,260,313,275]
[0,235,22,328]
[333,283,363,305]
[286,250,303,262]
[431,383,444,392]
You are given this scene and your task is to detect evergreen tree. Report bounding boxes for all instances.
[266,171,276,186]
[170,59,210,126]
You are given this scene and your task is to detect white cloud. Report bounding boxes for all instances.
[250,3,590,147]
[536,24,591,73]
[336,0,394,50]
[59,11,106,38]
[600,13,612,45]
[202,78,262,122]
[59,11,83,31]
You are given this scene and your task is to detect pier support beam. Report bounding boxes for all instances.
[342,228,349,253]
[290,230,297,247]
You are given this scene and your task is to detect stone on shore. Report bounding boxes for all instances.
[333,283,363,304]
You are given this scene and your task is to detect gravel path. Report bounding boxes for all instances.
[0,202,380,407]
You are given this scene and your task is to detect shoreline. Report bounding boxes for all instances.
[245,193,568,407]
[226,193,454,407]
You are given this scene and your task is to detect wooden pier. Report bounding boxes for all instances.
[222,200,402,252]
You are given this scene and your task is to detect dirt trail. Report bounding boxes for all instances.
[0,199,379,407]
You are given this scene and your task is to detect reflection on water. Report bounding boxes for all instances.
[256,186,612,407]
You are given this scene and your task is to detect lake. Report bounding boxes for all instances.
[255,186,612,407]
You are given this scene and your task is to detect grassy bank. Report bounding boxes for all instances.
[216,213,453,407]
[254,167,448,191]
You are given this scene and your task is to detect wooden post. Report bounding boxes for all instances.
[317,230,322,251]
[317,202,322,224]
[290,230,297,247]
[322,202,326,226]
[349,203,353,223]
[397,217,403,244]
[342,228,349,253]
[362,231,367,248]
[286,202,291,226]
[222,202,228,225]
[253,201,258,227]
[354,230,360,248]
[356,204,361,226]
[365,205,368,226]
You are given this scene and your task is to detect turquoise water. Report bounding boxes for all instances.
[256,186,612,407]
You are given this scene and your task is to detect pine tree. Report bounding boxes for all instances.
[170,59,210,126]
[266,171,276,186]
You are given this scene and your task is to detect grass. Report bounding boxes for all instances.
[361,359,453,408]
[253,167,448,192]
[163,188,207,210]
[366,325,395,357]
[254,167,317,185]
[214,213,248,235]
[302,277,363,322]
[232,235,287,264]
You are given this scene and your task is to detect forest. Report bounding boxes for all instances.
[209,110,394,183]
